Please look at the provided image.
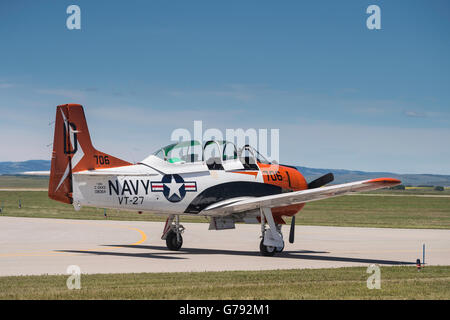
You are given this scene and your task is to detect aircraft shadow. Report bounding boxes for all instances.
[55,249,186,260]
[56,244,415,266]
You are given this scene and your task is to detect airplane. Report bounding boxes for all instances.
[45,103,401,256]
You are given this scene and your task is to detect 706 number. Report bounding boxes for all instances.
[263,170,282,181]
[94,155,110,165]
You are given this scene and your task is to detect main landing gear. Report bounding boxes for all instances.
[161,210,285,256]
[259,207,285,256]
[162,214,184,251]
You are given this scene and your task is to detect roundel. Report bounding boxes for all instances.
[162,174,186,203]
[151,174,197,202]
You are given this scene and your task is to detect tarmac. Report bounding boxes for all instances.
[1,216,449,276]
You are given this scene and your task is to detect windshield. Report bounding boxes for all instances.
[255,150,271,164]
[153,140,202,163]
[153,140,261,165]
[203,140,238,161]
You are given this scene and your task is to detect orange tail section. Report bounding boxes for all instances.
[49,104,131,204]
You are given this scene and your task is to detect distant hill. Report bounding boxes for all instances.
[0,160,51,175]
[296,166,450,187]
[1,160,450,187]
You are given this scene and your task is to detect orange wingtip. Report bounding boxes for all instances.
[366,177,402,184]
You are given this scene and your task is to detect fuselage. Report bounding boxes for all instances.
[71,156,307,224]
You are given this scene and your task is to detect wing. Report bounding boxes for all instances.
[202,178,401,216]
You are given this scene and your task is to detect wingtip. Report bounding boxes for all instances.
[366,177,402,185]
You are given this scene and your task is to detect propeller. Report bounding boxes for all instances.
[289,215,296,243]
[307,172,334,189]
[289,172,335,243]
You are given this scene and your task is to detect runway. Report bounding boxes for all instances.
[1,216,449,276]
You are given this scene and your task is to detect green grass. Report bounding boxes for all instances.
[1,190,449,229]
[0,266,448,299]
[289,194,450,229]
[0,175,49,189]
[364,188,450,195]
[0,191,206,223]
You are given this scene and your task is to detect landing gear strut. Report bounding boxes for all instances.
[259,208,284,256]
[162,215,184,251]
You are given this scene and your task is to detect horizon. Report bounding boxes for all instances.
[1,159,449,177]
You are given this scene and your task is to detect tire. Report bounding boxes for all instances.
[259,239,276,256]
[166,230,183,251]
[275,241,285,253]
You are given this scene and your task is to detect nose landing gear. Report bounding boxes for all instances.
[259,207,285,256]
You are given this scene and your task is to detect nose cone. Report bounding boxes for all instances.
[280,165,308,191]
[259,163,308,191]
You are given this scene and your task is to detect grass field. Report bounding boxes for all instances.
[0,266,448,299]
[363,188,450,196]
[0,175,49,189]
[1,190,449,229]
[1,175,450,194]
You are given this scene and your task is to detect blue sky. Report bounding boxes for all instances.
[0,0,449,174]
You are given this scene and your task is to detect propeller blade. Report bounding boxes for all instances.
[289,215,295,243]
[307,172,334,189]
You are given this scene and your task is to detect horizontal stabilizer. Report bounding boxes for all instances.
[20,171,50,176]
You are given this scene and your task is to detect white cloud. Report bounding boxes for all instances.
[0,83,14,89]
[166,83,270,102]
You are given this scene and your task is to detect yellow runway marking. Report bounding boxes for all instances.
[129,227,147,245]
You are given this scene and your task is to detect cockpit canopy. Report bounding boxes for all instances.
[152,140,271,168]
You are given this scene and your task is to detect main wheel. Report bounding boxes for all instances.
[275,241,285,253]
[259,239,276,256]
[166,230,183,251]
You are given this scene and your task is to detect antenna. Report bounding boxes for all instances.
[47,118,55,148]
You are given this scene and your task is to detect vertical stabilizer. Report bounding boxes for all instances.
[48,104,131,204]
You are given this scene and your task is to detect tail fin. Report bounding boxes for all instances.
[49,104,131,204]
